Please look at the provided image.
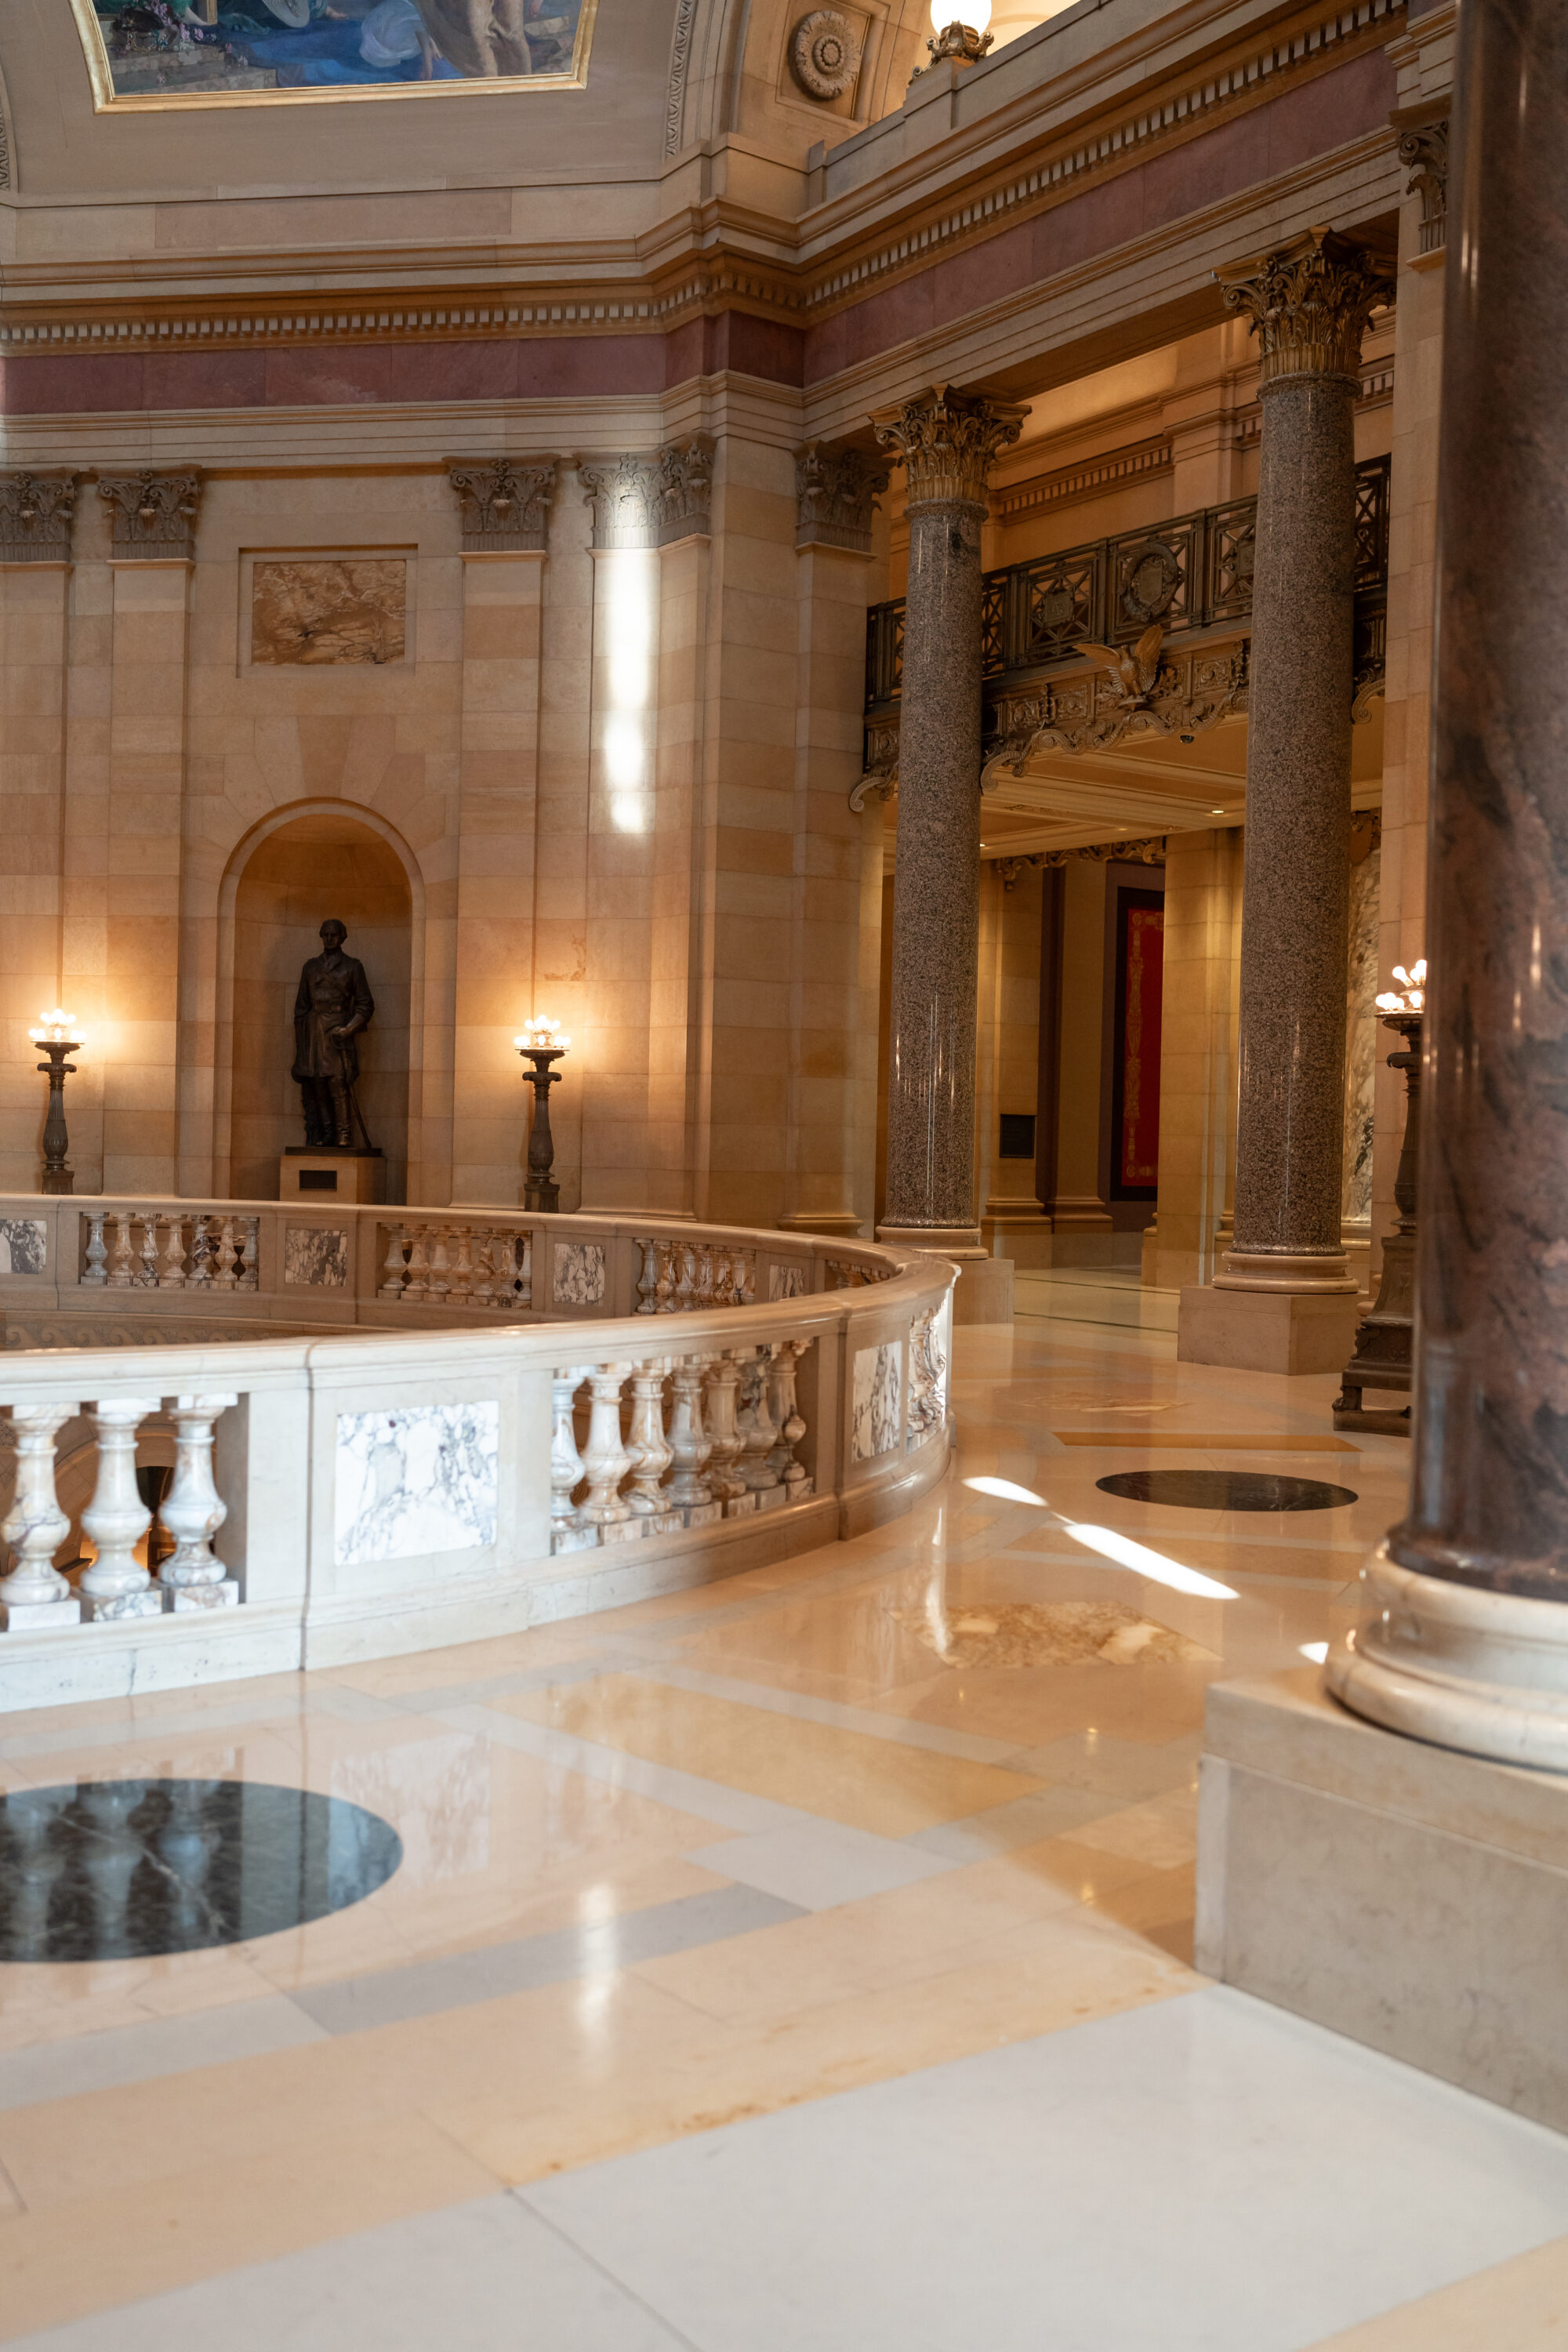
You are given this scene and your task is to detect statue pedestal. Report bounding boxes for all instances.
[280,1149,384,1205]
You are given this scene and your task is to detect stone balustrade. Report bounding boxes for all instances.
[0,1198,955,1715]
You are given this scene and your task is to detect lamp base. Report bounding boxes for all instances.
[39,1169,73,1196]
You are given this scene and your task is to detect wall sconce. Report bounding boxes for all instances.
[28,1011,83,1196]
[514,1018,571,1212]
[924,0,993,66]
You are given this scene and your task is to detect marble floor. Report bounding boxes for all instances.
[3,1317,1568,2349]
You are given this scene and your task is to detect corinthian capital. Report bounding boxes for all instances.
[97,470,203,553]
[1216,228,1393,390]
[0,472,80,562]
[870,385,1026,513]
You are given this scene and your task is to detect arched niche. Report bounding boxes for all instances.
[226,811,414,1203]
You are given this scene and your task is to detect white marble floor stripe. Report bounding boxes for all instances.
[0,1994,330,2114]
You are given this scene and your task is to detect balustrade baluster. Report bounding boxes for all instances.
[107,1212,135,1288]
[702,1354,750,1512]
[160,1214,187,1289]
[767,1340,812,1501]
[652,1238,677,1312]
[188,1217,214,1287]
[625,1358,681,1530]
[674,1244,696,1316]
[212,1217,238,1291]
[450,1227,475,1304]
[426,1226,452,1305]
[78,1397,162,1621]
[738,1347,783,1505]
[635,1237,659,1313]
[667,1358,721,1523]
[694,1241,714,1308]
[468,1231,495,1308]
[136,1216,161,1288]
[156,1392,238,1610]
[550,1366,597,1551]
[403,1226,430,1301]
[739,1247,757,1305]
[82,1212,108,1287]
[579,1362,640,1542]
[379,1224,410,1298]
[0,1402,79,1629]
[514,1232,532,1308]
[239,1217,260,1290]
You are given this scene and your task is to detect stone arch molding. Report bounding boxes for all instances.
[203,799,430,1204]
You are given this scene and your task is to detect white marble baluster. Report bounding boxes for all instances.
[156,1392,239,1610]
[694,1241,714,1308]
[213,1217,238,1291]
[635,1237,659,1314]
[0,1402,79,1630]
[550,1366,596,1551]
[739,1247,757,1305]
[667,1358,720,1523]
[625,1357,681,1530]
[709,1243,732,1307]
[78,1397,162,1621]
[579,1362,640,1541]
[137,1215,161,1288]
[82,1212,108,1287]
[426,1226,452,1306]
[403,1226,430,1301]
[702,1354,750,1510]
[239,1217,260,1290]
[450,1227,475,1305]
[188,1217,214,1287]
[160,1214,187,1290]
[107,1212,135,1289]
[738,1346,782,1503]
[380,1224,409,1298]
[654,1239,678,1313]
[470,1231,495,1309]
[767,1339,811,1501]
[519,1232,533,1306]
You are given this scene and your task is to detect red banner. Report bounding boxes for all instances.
[1120,902,1164,1187]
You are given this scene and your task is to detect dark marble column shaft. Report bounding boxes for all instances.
[873,387,1023,1233]
[1392,0,1568,1601]
[1215,233,1392,1290]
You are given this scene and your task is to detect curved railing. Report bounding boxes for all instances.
[0,1198,955,1714]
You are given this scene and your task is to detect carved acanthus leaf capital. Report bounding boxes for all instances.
[1397,117,1448,253]
[1216,228,1393,389]
[580,437,714,550]
[96,470,203,553]
[0,472,81,561]
[447,457,557,551]
[871,385,1025,512]
[796,444,889,552]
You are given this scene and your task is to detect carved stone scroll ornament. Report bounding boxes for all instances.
[848,720,900,812]
[796,445,889,552]
[872,385,1025,513]
[1398,118,1448,255]
[97,470,203,554]
[982,629,1250,775]
[580,437,714,550]
[0,473,80,563]
[789,9,862,100]
[1216,227,1394,388]
[447,458,557,552]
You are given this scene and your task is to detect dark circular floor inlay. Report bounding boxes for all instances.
[1094,1468,1359,1513]
[0,1780,401,1964]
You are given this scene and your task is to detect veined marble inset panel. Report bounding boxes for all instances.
[851,1339,902,1463]
[769,1263,809,1301]
[285,1227,350,1288]
[0,1219,48,1276]
[335,1402,499,1566]
[251,559,407,668]
[554,1243,606,1308]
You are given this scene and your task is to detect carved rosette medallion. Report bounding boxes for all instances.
[789,9,862,100]
[1216,227,1393,390]
[796,444,889,551]
[447,458,557,552]
[97,470,203,554]
[0,472,80,564]
[871,385,1026,514]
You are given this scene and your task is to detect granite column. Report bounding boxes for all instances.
[1330,0,1568,1767]
[871,386,1022,1319]
[1178,230,1391,1373]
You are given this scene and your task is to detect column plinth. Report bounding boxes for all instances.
[871,387,1023,1318]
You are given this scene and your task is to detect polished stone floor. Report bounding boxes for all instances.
[2,1317,1567,2349]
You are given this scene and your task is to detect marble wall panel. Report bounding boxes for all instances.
[334,1399,499,1566]
[250,559,407,668]
[0,1218,49,1276]
[554,1240,605,1306]
[851,1338,902,1462]
[285,1225,350,1287]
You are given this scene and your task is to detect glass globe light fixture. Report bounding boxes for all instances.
[931,0,990,25]
[924,0,993,65]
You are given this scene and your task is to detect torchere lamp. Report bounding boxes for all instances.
[1333,960,1425,1434]
[924,0,993,64]
[28,1010,83,1197]
[515,1016,570,1213]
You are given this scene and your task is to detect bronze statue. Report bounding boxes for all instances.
[292,919,374,1149]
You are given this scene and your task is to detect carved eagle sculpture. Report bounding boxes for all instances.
[1076,622,1164,707]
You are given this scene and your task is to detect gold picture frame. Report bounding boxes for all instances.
[69,0,599,109]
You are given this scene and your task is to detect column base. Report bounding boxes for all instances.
[1199,1665,1568,2132]
[776,1210,864,1239]
[1212,1248,1359,1294]
[876,1225,1014,1324]
[1327,1544,1568,1772]
[1177,1282,1359,1373]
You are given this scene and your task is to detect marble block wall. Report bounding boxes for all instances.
[1149,826,1243,1294]
[0,565,69,1193]
[334,1401,499,1567]
[851,1338,902,1462]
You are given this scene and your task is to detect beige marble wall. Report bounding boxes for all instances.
[0,564,69,1192]
[1048,855,1112,1240]
[1148,826,1243,1294]
[977,862,1050,1264]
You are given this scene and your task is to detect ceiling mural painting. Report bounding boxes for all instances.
[69,0,598,105]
